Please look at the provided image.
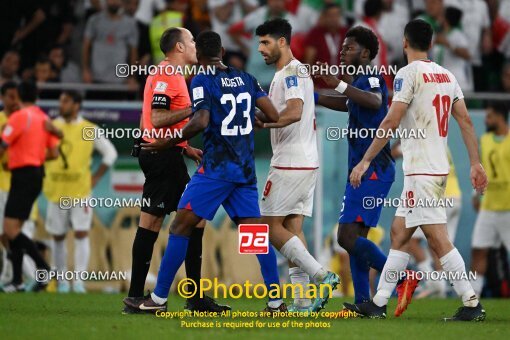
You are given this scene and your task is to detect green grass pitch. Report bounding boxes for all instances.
[1,294,508,340]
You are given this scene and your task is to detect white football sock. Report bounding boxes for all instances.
[53,239,67,274]
[74,237,90,282]
[280,236,326,281]
[471,274,485,297]
[440,248,478,307]
[267,299,284,308]
[22,256,36,280]
[151,292,167,304]
[373,249,410,307]
[289,267,311,307]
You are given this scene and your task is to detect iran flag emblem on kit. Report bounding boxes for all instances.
[111,161,145,192]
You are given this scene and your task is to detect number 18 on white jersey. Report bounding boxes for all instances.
[392,60,464,176]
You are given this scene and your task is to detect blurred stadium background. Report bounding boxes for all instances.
[1,0,510,300]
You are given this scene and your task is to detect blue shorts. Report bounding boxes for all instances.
[338,180,392,227]
[177,174,260,221]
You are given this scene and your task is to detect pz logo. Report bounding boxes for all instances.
[238,224,269,254]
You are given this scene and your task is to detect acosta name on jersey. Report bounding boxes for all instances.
[221,76,246,88]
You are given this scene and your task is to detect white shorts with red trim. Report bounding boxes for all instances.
[395,175,447,228]
[260,167,317,217]
[46,199,93,235]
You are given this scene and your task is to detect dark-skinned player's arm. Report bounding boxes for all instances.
[141,109,210,152]
[349,101,408,188]
[315,62,382,110]
[263,98,303,128]
[451,98,488,194]
[316,94,348,111]
[254,96,279,123]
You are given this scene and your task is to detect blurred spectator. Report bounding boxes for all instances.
[303,4,347,88]
[33,56,61,99]
[134,0,166,65]
[502,63,510,93]
[0,1,45,61]
[295,0,342,33]
[135,0,165,25]
[378,0,410,65]
[409,0,426,17]
[432,7,472,91]
[21,0,76,69]
[33,57,54,84]
[489,0,510,51]
[418,0,444,32]
[48,45,81,83]
[149,0,199,63]
[500,32,510,59]
[190,0,212,30]
[209,0,258,70]
[82,0,139,84]
[123,0,140,16]
[229,0,302,89]
[85,0,105,19]
[459,0,492,92]
[501,0,510,18]
[0,51,21,87]
[498,0,510,61]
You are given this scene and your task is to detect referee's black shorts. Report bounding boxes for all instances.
[5,166,44,220]
[138,146,190,217]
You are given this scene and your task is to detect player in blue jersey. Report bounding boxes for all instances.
[315,26,417,316]
[124,30,284,313]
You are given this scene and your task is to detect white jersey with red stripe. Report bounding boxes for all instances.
[392,59,464,176]
[268,59,319,169]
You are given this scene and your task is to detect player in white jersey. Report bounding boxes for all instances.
[255,18,339,313]
[344,19,488,321]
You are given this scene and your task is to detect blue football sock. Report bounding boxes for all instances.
[256,246,281,301]
[353,237,387,272]
[349,254,370,303]
[153,234,189,299]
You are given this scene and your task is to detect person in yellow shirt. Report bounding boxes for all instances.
[149,1,186,63]
[470,102,510,296]
[391,143,462,298]
[43,90,117,293]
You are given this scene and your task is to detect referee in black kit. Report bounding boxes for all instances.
[123,27,229,313]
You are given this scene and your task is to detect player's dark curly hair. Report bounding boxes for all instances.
[404,19,433,52]
[196,31,222,58]
[255,18,292,45]
[345,26,379,61]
